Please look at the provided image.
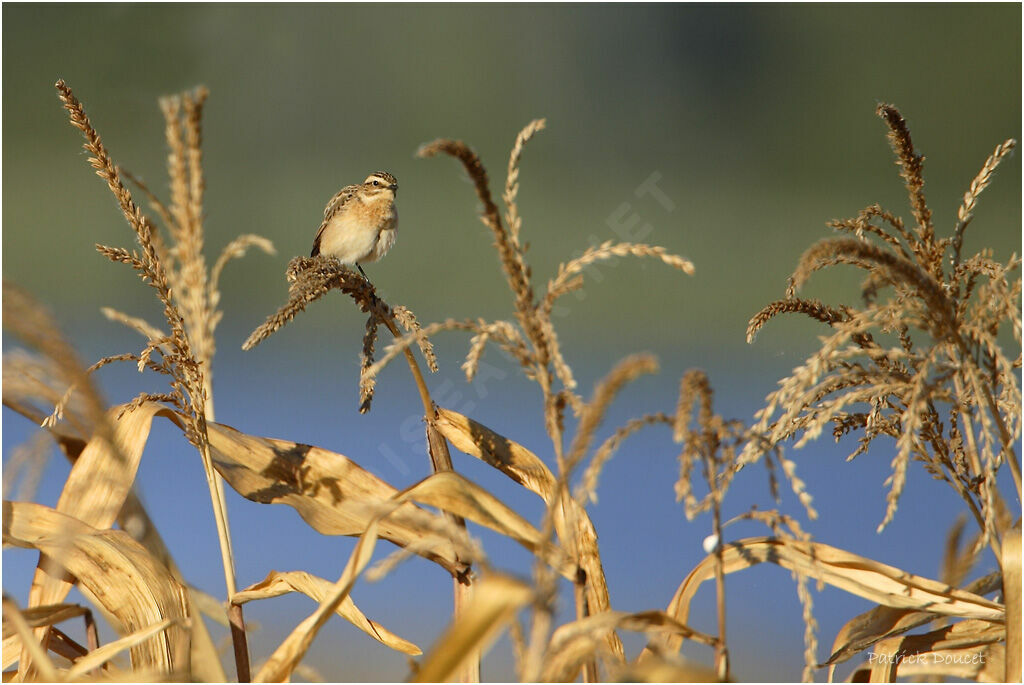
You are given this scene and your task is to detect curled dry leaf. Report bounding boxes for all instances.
[397,470,574,579]
[866,620,1005,682]
[1,602,92,671]
[1,597,59,681]
[65,617,179,679]
[433,408,622,656]
[3,500,190,673]
[614,651,720,683]
[234,570,420,655]
[200,419,467,574]
[822,571,1001,669]
[28,401,177,613]
[254,522,380,683]
[434,407,556,501]
[652,536,1004,658]
[412,574,534,683]
[3,389,226,681]
[541,610,716,682]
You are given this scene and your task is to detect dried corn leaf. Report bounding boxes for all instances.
[614,652,720,683]
[823,571,1001,670]
[412,574,533,683]
[655,537,1004,656]
[254,522,379,683]
[2,634,20,671]
[65,618,178,679]
[234,570,420,655]
[3,396,226,682]
[1,597,59,681]
[868,621,1005,682]
[1,603,88,638]
[435,408,622,657]
[200,419,467,575]
[434,408,556,500]
[28,402,176,614]
[541,610,715,682]
[397,471,575,580]
[4,500,190,673]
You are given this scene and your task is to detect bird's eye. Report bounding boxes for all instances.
[372,180,379,186]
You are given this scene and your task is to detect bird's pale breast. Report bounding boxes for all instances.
[318,195,397,264]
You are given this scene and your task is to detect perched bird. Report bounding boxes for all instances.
[310,171,398,277]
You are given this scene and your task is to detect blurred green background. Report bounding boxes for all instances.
[3,4,1020,682]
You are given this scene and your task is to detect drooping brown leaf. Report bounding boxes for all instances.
[653,537,1004,658]
[412,574,534,683]
[4,501,190,673]
[434,407,556,501]
[822,571,1001,669]
[65,618,179,679]
[541,610,716,682]
[866,620,1005,682]
[233,570,420,655]
[200,418,467,575]
[397,471,576,580]
[28,402,177,613]
[254,522,380,683]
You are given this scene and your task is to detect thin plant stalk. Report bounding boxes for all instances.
[375,297,479,682]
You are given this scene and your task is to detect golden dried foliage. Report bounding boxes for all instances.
[4,88,1017,684]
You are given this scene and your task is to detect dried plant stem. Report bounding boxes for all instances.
[711,504,729,681]
[55,79,249,682]
[374,296,478,682]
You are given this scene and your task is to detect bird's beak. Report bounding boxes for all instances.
[388,183,398,191]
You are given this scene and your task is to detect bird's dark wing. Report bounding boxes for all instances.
[310,184,359,257]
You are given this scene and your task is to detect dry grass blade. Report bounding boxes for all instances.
[432,407,621,661]
[615,650,720,683]
[196,417,468,575]
[233,570,421,655]
[3,388,226,681]
[254,522,380,683]
[867,620,1005,682]
[1,603,89,637]
[4,501,190,672]
[412,574,534,683]
[65,618,178,679]
[540,610,716,682]
[1,597,59,682]
[397,471,575,580]
[821,571,1001,670]
[1003,523,1021,681]
[3,281,110,438]
[433,407,557,501]
[28,402,176,613]
[655,537,1004,657]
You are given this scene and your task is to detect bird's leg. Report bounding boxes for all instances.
[356,263,369,280]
